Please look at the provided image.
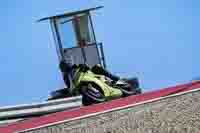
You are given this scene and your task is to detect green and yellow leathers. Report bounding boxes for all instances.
[73,66,122,100]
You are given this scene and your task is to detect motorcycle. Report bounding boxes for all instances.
[48,63,141,105]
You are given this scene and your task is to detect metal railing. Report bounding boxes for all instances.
[0,96,82,120]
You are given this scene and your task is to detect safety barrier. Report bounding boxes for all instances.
[0,96,82,120]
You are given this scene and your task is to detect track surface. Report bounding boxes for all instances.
[0,81,200,133]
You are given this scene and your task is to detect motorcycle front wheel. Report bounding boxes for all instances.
[80,83,106,106]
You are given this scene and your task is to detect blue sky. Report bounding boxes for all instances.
[0,0,199,106]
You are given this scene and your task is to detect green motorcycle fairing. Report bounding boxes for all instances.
[73,67,123,99]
